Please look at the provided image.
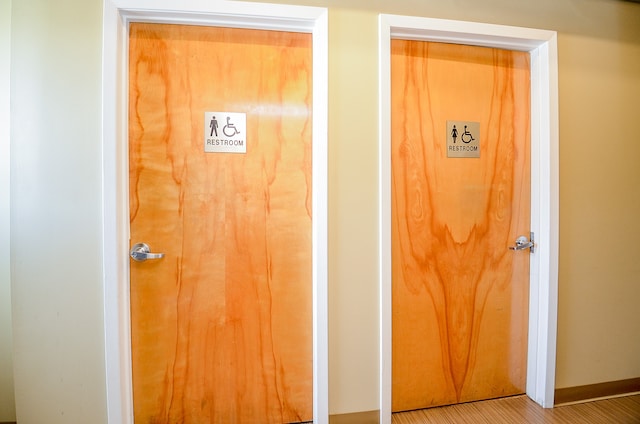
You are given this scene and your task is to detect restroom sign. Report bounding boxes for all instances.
[204,112,247,154]
[447,120,480,158]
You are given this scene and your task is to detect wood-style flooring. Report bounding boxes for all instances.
[392,394,640,423]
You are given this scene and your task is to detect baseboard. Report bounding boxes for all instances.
[329,410,379,424]
[555,377,640,405]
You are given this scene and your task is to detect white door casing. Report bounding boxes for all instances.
[101,1,328,423]
[378,14,559,423]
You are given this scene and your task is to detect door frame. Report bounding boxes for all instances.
[101,1,329,423]
[378,14,559,422]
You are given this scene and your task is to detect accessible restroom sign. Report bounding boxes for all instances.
[447,120,480,158]
[204,112,247,153]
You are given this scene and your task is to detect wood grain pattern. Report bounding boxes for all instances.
[129,23,312,423]
[393,394,640,424]
[391,40,531,412]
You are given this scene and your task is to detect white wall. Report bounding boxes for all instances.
[0,0,16,421]
[10,0,107,422]
[7,0,640,422]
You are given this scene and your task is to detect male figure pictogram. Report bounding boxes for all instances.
[210,116,219,137]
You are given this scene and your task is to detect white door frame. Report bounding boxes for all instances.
[378,14,559,422]
[101,1,328,423]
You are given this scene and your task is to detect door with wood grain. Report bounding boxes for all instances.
[391,40,531,412]
[128,23,313,423]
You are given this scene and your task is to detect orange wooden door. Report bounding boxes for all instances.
[391,40,531,412]
[128,23,313,423]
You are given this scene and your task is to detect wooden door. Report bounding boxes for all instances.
[391,40,531,412]
[128,23,313,423]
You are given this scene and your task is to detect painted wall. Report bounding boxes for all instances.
[7,0,640,422]
[9,0,107,422]
[0,0,16,421]
[556,31,640,387]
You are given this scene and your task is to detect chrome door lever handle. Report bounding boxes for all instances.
[509,232,535,253]
[130,242,165,262]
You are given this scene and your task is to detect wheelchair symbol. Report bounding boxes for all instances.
[461,125,475,143]
[222,116,241,137]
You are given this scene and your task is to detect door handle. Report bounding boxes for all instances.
[509,232,535,253]
[130,242,165,262]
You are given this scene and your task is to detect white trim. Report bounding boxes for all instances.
[378,14,559,423]
[102,2,328,423]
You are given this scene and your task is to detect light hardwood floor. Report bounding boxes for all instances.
[392,394,640,423]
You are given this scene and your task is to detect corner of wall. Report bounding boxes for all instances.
[0,0,16,422]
